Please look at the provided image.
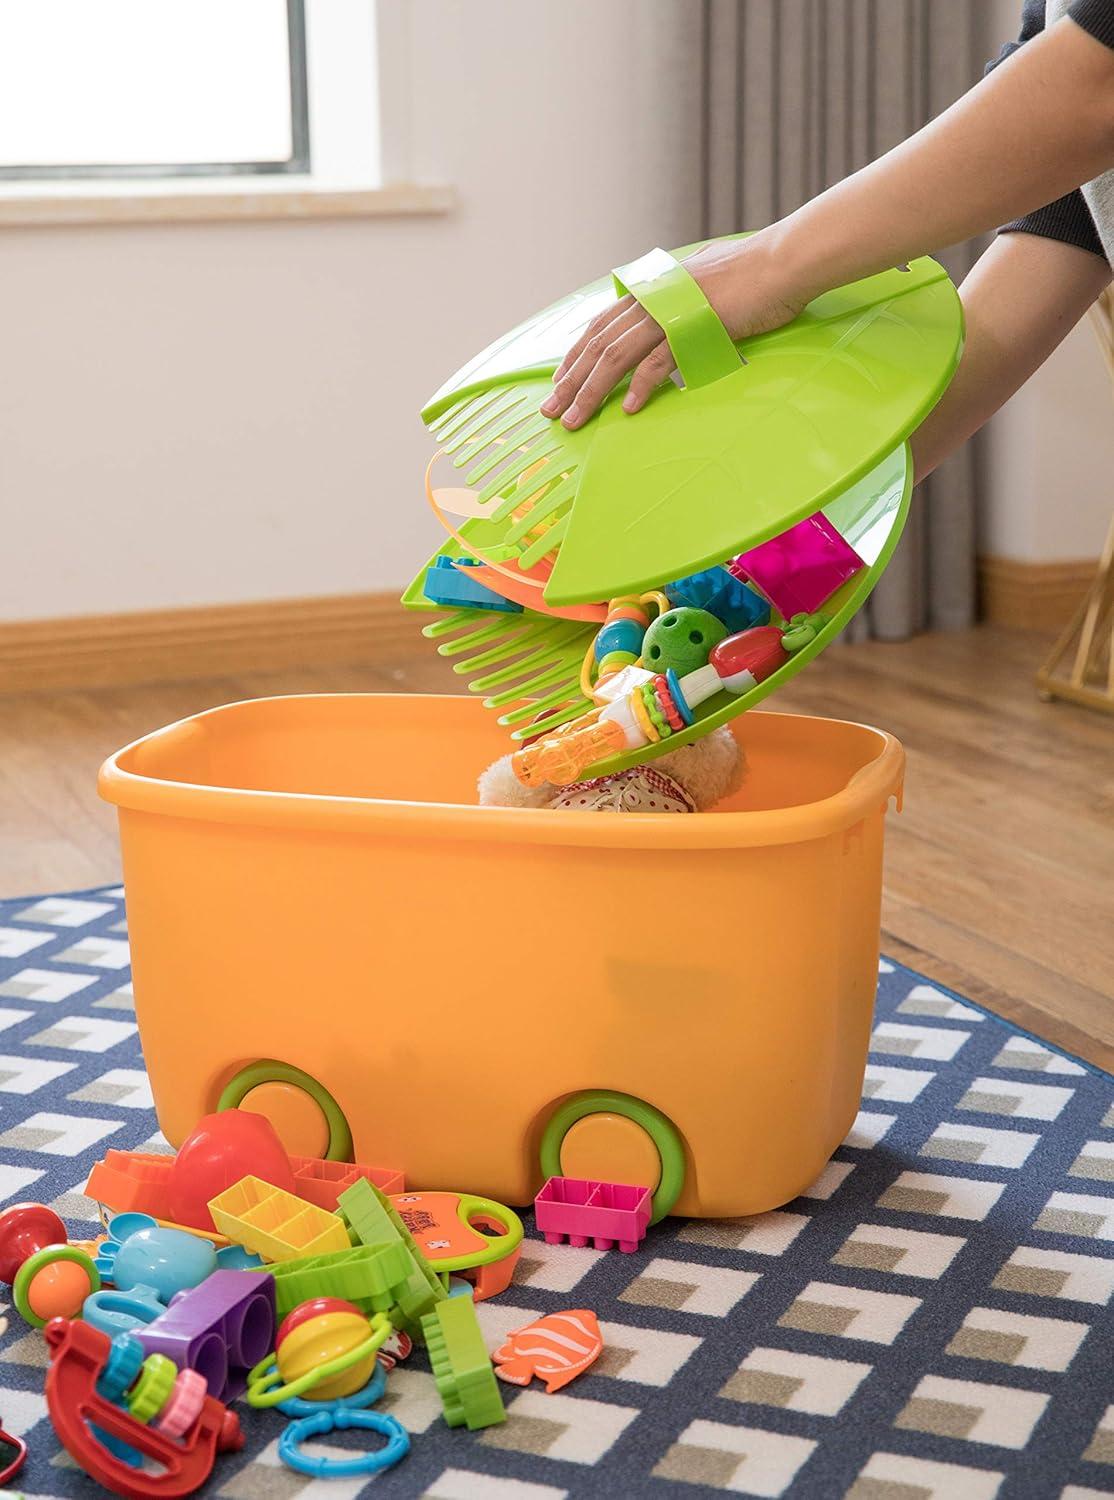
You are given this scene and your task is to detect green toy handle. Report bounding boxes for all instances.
[441,1194,524,1274]
[612,247,743,391]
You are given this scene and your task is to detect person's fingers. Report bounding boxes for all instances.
[621,341,676,413]
[543,303,643,417]
[542,303,649,420]
[560,319,664,429]
[552,294,635,386]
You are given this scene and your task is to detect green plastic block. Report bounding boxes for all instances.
[421,1296,505,1431]
[263,1241,413,1318]
[338,1179,445,1334]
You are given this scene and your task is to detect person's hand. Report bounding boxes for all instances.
[540,232,806,430]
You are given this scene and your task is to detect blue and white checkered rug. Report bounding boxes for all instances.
[1,885,1112,1499]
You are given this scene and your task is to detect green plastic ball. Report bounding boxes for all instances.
[641,607,728,675]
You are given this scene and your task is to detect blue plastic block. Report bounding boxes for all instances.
[422,557,523,613]
[664,567,770,632]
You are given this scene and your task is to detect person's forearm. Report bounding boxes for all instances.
[763,16,1114,303]
[909,233,1111,483]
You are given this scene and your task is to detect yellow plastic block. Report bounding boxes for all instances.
[207,1176,350,1263]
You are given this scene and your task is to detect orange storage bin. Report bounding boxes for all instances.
[99,693,903,1220]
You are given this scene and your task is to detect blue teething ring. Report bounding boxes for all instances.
[666,668,694,725]
[278,1409,410,1478]
[276,1359,386,1419]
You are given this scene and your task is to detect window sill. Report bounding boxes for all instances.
[0,176,455,228]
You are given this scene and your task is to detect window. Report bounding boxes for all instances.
[0,0,308,178]
[0,0,309,179]
[0,2,444,223]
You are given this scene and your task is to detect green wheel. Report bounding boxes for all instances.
[540,1090,686,1224]
[217,1060,353,1162]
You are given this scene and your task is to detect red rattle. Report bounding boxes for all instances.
[44,1318,244,1498]
[0,1202,100,1328]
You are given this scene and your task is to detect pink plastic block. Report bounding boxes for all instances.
[729,512,863,616]
[533,1178,652,1253]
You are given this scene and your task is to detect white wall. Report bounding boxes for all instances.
[981,314,1114,560]
[2,0,702,622]
[979,0,1113,563]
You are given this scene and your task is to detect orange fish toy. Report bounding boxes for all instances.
[492,1310,603,1394]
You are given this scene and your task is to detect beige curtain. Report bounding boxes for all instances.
[701,0,989,637]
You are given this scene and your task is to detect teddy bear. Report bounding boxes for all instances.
[478,724,743,813]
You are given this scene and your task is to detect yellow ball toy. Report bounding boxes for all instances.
[276,1308,378,1401]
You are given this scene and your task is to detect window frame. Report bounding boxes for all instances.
[0,0,310,181]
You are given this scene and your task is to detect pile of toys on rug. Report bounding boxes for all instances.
[0,1109,648,1494]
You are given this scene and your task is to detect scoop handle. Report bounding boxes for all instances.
[612,247,743,390]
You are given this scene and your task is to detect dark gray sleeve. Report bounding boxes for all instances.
[1068,0,1114,50]
[986,0,1107,262]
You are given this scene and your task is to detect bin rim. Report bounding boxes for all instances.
[98,693,904,852]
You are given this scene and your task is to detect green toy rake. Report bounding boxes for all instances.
[402,235,962,780]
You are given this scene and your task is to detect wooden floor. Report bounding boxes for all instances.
[2,625,1112,1070]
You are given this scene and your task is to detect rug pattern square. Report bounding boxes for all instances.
[0,887,1111,1498]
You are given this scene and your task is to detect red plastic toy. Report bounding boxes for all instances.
[533,1178,652,1252]
[0,1419,28,1486]
[707,626,790,694]
[0,1202,100,1326]
[168,1112,298,1232]
[43,1318,244,1498]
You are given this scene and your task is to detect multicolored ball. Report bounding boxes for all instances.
[275,1299,377,1401]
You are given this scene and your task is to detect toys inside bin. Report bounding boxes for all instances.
[513,612,826,787]
[402,236,963,782]
[422,555,524,614]
[728,512,865,617]
[407,503,863,787]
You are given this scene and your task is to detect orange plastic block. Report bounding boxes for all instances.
[207,1178,350,1263]
[289,1158,405,1210]
[85,1151,176,1220]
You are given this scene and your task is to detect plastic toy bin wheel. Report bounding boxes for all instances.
[98,693,903,1219]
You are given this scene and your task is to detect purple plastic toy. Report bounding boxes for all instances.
[533,1178,652,1253]
[728,511,863,617]
[136,1269,275,1401]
